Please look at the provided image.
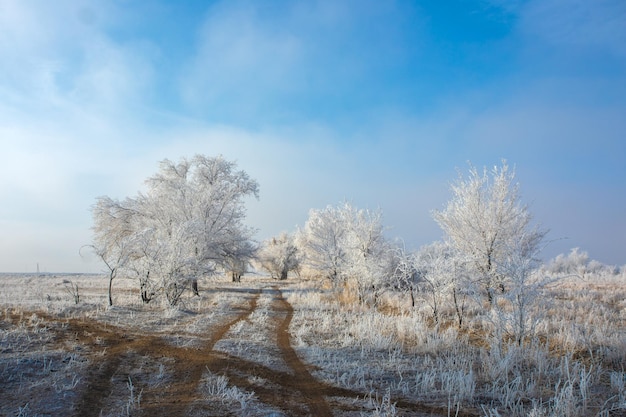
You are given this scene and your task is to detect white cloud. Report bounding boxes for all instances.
[1,0,624,272]
[0,1,157,122]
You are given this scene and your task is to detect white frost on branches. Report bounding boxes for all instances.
[432,161,546,306]
[91,155,259,306]
[297,202,393,304]
[256,232,302,280]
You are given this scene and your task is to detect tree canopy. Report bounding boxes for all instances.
[432,161,546,304]
[91,155,259,305]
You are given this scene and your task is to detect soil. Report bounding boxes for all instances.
[0,282,478,416]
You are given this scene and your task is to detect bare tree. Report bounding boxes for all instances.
[63,280,80,304]
[432,161,546,306]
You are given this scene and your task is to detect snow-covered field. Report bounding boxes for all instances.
[1,272,625,416]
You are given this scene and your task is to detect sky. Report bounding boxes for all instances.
[1,0,625,273]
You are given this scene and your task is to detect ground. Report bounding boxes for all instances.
[0,274,467,417]
[1,272,625,416]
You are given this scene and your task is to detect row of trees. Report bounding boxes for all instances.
[253,161,555,344]
[90,154,558,343]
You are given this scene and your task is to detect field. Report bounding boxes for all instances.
[1,272,625,416]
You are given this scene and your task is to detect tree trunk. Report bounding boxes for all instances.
[191,278,199,296]
[453,287,464,328]
[140,271,153,303]
[372,285,379,307]
[486,286,494,306]
[108,269,115,307]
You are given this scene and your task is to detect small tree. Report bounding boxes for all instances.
[297,202,391,305]
[432,161,546,306]
[449,258,471,329]
[257,232,301,280]
[391,245,421,308]
[296,205,348,286]
[491,237,553,346]
[63,280,80,304]
[393,242,471,327]
[88,196,140,306]
[413,242,456,325]
[221,239,257,283]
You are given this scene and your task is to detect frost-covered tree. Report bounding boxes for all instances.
[91,155,259,306]
[392,241,470,326]
[341,204,391,305]
[221,238,257,283]
[297,202,392,304]
[296,204,348,285]
[257,232,301,280]
[89,196,140,306]
[494,236,546,345]
[432,161,546,306]
[413,242,459,325]
[391,245,421,308]
[544,247,609,279]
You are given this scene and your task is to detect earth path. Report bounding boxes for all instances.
[144,287,262,417]
[272,286,333,416]
[3,283,479,416]
[69,287,261,417]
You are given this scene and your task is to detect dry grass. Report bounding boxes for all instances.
[0,271,625,416]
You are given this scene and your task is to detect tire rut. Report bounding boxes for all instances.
[271,286,334,417]
[5,287,479,417]
[140,288,261,417]
[67,288,261,417]
[264,287,478,417]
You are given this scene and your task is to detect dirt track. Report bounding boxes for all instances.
[1,284,477,416]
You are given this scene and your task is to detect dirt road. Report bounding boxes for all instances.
[1,283,476,416]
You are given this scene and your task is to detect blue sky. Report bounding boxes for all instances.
[1,0,625,272]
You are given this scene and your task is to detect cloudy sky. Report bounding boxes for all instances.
[1,0,624,273]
